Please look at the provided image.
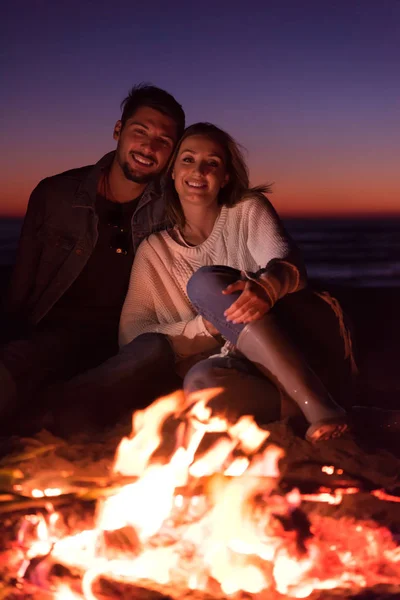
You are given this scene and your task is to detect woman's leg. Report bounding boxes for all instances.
[187,266,349,440]
[272,289,356,411]
[187,266,247,343]
[184,355,281,426]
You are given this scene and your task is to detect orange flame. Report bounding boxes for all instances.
[14,389,400,598]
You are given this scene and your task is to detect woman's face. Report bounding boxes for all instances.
[172,135,229,208]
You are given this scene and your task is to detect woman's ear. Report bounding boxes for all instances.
[221,174,230,188]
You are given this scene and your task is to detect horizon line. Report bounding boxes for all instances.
[1,211,400,221]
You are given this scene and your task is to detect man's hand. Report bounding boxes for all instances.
[223,277,272,324]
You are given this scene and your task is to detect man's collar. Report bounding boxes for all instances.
[73,151,115,207]
[73,151,163,209]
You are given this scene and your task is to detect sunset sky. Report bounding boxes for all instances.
[1,0,399,218]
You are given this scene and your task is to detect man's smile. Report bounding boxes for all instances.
[130,152,156,168]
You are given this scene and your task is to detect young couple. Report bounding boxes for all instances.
[0,84,355,441]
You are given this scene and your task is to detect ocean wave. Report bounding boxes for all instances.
[1,218,399,287]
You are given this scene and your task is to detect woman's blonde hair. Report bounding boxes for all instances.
[163,122,272,229]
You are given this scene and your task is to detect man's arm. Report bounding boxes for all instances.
[2,180,47,338]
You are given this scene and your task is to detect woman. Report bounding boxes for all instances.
[119,123,354,442]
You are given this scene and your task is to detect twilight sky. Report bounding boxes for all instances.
[1,0,399,218]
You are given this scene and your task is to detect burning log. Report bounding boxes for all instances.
[95,525,141,560]
[0,494,79,516]
[1,389,400,600]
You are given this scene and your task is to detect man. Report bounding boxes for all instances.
[0,84,185,434]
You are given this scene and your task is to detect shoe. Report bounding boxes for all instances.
[306,417,350,442]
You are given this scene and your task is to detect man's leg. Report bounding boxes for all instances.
[0,326,116,433]
[0,361,17,421]
[0,328,94,424]
[48,333,181,436]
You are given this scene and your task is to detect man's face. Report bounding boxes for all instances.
[113,106,178,184]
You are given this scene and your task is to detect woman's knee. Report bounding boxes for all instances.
[184,359,219,394]
[187,266,240,306]
[184,358,281,425]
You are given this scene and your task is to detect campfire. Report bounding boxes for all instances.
[1,388,400,599]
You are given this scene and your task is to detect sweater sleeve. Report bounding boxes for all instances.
[118,240,218,358]
[244,195,307,305]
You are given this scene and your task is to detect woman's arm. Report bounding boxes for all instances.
[118,241,219,357]
[246,194,307,300]
[223,194,307,324]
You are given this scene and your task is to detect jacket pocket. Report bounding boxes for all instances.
[35,226,77,285]
[37,225,76,254]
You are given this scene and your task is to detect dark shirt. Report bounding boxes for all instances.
[42,193,140,337]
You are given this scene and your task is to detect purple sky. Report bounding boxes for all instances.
[1,0,399,217]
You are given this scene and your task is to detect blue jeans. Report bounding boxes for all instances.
[187,265,247,345]
[184,354,282,425]
[185,266,283,425]
[185,266,355,416]
[48,332,180,435]
[1,330,179,435]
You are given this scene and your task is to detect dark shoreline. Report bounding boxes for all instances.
[325,284,400,408]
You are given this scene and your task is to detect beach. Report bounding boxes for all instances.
[1,218,400,599]
[1,217,399,409]
[1,217,399,450]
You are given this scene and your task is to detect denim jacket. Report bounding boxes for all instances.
[4,151,169,334]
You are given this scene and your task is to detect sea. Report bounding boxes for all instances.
[1,217,400,288]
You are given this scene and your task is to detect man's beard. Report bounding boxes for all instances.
[120,161,157,184]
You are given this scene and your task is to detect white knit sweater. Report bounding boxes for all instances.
[119,195,305,361]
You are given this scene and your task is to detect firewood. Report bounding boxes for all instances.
[96,525,142,560]
[0,494,82,515]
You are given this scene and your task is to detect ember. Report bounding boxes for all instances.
[1,389,400,599]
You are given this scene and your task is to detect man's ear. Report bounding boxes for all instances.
[113,120,122,141]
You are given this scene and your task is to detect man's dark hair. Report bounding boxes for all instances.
[120,83,185,139]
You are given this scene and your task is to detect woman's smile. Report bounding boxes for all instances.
[185,179,208,189]
[173,134,229,206]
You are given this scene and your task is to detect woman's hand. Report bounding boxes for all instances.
[223,278,272,324]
